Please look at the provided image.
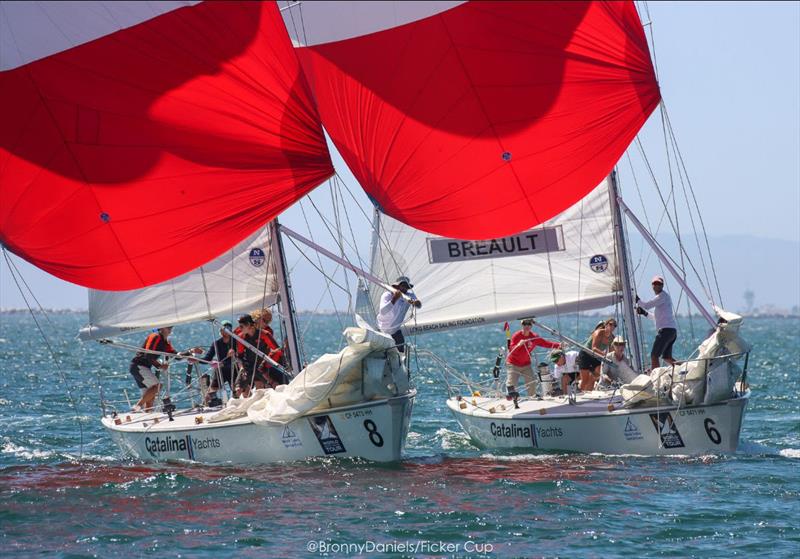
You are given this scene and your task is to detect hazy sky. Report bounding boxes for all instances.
[1,1,798,312]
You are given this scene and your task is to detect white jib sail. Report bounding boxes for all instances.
[369,178,620,334]
[79,227,279,340]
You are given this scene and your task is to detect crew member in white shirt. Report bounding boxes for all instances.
[636,275,678,369]
[550,349,580,396]
[376,276,421,353]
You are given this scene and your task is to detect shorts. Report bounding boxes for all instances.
[576,350,601,371]
[652,328,677,360]
[563,371,579,383]
[130,363,159,389]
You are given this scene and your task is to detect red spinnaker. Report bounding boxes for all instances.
[0,1,333,289]
[293,1,660,239]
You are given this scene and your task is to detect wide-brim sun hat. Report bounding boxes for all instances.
[392,275,413,288]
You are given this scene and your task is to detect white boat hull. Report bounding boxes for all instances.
[103,391,415,464]
[447,390,748,455]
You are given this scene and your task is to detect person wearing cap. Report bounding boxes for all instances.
[600,336,638,386]
[202,320,235,404]
[550,348,580,396]
[505,318,561,398]
[376,276,422,353]
[129,326,203,412]
[636,275,678,370]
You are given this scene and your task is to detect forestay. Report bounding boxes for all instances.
[79,228,278,340]
[369,178,619,333]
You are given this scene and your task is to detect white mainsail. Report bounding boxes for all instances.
[369,178,620,333]
[79,228,278,340]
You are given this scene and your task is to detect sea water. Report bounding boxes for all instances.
[1,313,798,558]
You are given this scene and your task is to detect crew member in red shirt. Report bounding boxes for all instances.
[506,318,561,398]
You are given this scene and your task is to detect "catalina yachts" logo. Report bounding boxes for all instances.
[490,422,563,448]
[145,435,221,460]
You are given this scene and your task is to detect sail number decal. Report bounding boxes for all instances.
[363,420,384,447]
[704,418,722,445]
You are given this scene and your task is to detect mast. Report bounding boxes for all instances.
[269,219,303,373]
[609,170,643,370]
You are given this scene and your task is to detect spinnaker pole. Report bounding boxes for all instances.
[618,198,717,327]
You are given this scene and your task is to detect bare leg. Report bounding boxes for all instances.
[579,369,592,391]
[137,384,161,411]
[590,367,600,390]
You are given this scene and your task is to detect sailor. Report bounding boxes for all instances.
[251,308,290,386]
[576,318,617,391]
[636,275,678,370]
[376,276,422,353]
[505,318,561,398]
[202,320,235,405]
[129,326,202,412]
[550,348,580,396]
[600,336,638,385]
[251,308,285,367]
[234,314,288,396]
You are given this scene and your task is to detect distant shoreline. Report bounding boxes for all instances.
[1,309,798,319]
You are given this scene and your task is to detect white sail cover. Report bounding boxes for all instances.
[369,178,620,333]
[79,228,278,340]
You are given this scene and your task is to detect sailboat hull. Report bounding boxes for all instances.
[447,391,748,455]
[103,391,415,464]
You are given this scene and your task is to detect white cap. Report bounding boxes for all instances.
[651,275,664,284]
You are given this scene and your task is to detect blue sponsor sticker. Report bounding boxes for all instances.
[589,254,608,273]
[249,248,266,267]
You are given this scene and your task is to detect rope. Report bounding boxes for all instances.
[330,179,354,318]
[2,249,84,459]
[298,196,346,333]
[663,105,724,305]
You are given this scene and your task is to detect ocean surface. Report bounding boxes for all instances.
[1,312,798,558]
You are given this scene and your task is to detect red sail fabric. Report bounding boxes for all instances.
[291,1,660,239]
[0,1,333,290]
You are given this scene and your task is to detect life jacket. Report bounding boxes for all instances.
[260,326,283,364]
[132,332,176,368]
[236,328,283,366]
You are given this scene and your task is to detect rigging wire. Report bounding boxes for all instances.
[633,134,717,307]
[662,104,725,306]
[2,249,84,459]
[298,193,346,334]
[330,179,354,316]
[335,173,405,280]
[659,102,696,339]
